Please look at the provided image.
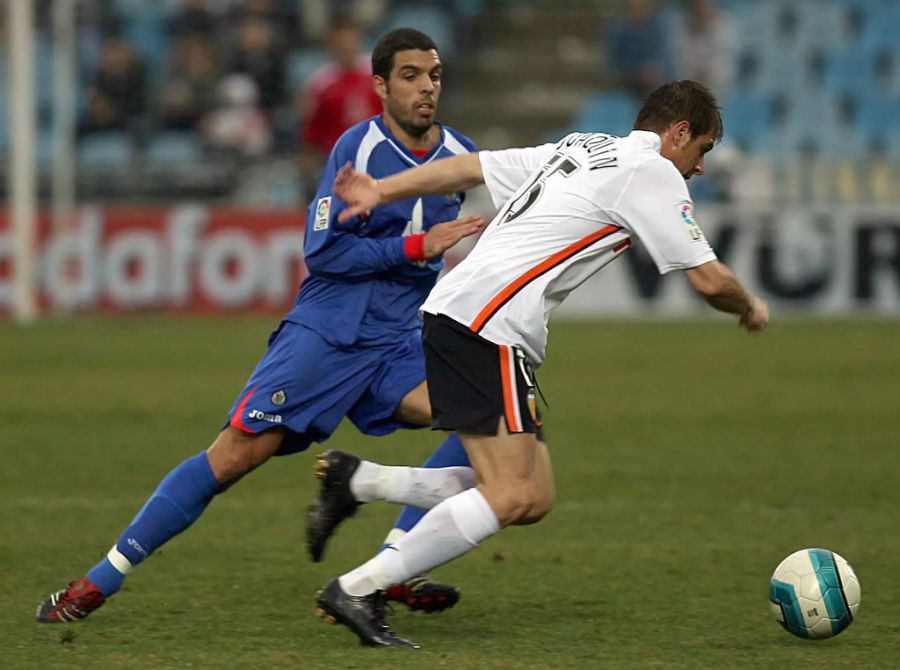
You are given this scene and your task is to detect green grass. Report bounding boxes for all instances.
[1,316,899,669]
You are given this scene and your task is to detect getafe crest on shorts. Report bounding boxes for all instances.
[271,390,286,406]
[680,202,705,242]
[314,197,331,231]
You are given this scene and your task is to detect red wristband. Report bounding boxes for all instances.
[404,234,426,262]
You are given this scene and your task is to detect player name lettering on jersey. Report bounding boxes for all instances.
[560,132,618,170]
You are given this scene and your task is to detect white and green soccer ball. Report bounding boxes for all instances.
[769,548,861,639]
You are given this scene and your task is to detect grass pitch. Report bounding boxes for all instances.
[1,316,898,669]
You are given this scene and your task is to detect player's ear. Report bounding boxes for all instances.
[674,120,693,148]
[373,75,388,101]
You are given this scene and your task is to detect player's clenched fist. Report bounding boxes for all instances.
[423,216,486,259]
[740,297,769,333]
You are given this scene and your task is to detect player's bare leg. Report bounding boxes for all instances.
[206,426,285,486]
[306,384,475,562]
[316,421,553,646]
[36,428,283,623]
[393,380,432,426]
[508,438,555,525]
[307,381,472,613]
[458,422,554,526]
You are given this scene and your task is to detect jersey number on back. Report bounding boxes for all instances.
[499,152,581,225]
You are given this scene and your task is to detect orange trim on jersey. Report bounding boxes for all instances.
[229,386,258,433]
[498,345,521,432]
[470,224,624,333]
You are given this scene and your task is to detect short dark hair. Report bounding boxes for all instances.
[633,80,724,142]
[371,28,438,80]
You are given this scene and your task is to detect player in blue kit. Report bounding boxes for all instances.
[36,28,487,624]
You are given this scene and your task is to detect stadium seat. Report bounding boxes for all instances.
[884,131,900,160]
[746,87,845,158]
[787,90,844,131]
[721,89,772,150]
[753,42,814,96]
[824,46,879,98]
[792,0,847,48]
[854,94,900,146]
[859,3,900,50]
[881,47,900,95]
[576,92,641,137]
[144,131,205,169]
[77,132,134,171]
[817,127,869,160]
[728,2,780,52]
[753,126,832,159]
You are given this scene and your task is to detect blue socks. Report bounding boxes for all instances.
[85,438,471,595]
[87,451,223,597]
[381,432,470,550]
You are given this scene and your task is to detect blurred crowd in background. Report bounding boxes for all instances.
[1,0,898,206]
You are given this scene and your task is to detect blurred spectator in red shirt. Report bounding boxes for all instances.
[298,17,380,199]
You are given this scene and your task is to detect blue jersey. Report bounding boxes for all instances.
[286,115,477,347]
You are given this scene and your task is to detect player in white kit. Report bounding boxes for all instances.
[312,80,769,647]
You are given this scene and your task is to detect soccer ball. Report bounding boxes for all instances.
[769,548,861,639]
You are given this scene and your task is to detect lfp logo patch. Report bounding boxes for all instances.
[314,197,331,231]
[680,202,705,242]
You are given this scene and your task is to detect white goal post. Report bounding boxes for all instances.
[7,0,38,323]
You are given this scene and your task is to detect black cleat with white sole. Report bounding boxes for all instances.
[315,578,419,648]
[307,450,362,562]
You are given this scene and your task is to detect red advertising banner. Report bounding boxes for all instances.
[0,206,308,313]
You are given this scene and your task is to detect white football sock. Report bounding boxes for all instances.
[381,527,407,546]
[349,461,476,508]
[339,488,500,596]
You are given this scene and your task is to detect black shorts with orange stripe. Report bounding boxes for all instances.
[422,313,539,436]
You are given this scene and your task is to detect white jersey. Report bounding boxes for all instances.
[421,130,717,364]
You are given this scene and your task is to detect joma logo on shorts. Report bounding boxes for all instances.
[248,409,283,423]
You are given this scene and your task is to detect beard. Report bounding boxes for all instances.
[396,116,433,138]
[385,94,435,138]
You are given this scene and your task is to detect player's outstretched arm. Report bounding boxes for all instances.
[421,216,487,258]
[335,154,485,223]
[685,260,769,333]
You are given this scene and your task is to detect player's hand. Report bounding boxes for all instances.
[334,162,381,223]
[423,215,486,259]
[740,297,769,333]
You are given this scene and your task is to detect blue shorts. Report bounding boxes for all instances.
[225,321,425,456]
